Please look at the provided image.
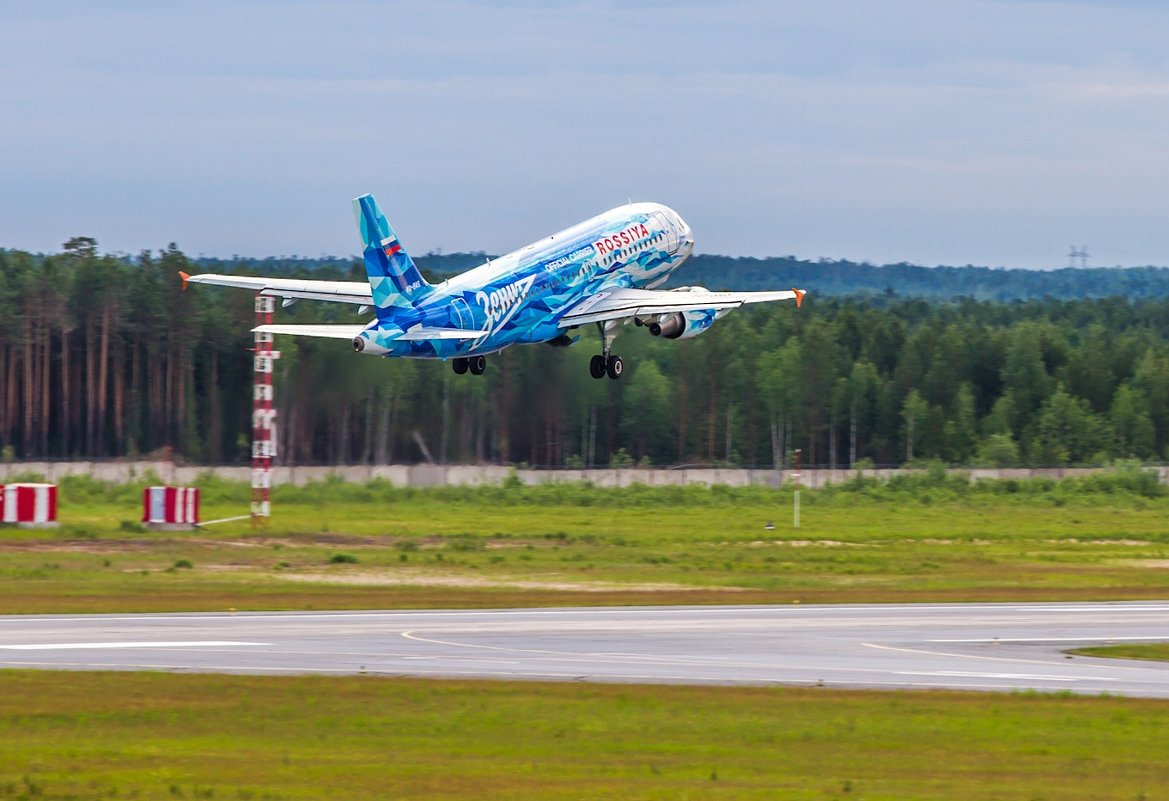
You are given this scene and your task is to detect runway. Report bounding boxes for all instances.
[1,602,1167,697]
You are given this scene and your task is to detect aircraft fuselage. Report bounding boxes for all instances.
[357,202,694,359]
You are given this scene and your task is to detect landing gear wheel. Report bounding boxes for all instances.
[589,354,606,380]
[469,355,487,375]
[606,354,623,380]
[452,357,469,375]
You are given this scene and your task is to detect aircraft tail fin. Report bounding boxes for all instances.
[353,193,434,316]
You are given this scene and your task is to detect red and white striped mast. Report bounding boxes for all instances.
[251,294,279,527]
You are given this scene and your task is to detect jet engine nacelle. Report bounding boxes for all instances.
[647,309,719,340]
[352,330,390,356]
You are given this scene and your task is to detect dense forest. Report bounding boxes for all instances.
[669,257,1169,301]
[5,241,1169,467]
[197,252,1169,301]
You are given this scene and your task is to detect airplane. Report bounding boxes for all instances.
[181,194,806,379]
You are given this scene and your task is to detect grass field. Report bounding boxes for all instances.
[3,474,1168,799]
[2,472,1169,613]
[1070,643,1169,663]
[0,670,1166,800]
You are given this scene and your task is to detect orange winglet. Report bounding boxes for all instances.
[793,288,806,308]
[179,271,190,290]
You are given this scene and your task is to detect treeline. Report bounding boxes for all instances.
[194,252,1169,302]
[671,256,1169,301]
[194,250,493,279]
[6,242,1169,467]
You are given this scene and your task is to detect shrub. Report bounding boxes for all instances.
[329,553,358,564]
[610,448,634,468]
[974,434,1021,468]
[447,535,485,552]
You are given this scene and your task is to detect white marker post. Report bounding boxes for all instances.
[792,448,802,529]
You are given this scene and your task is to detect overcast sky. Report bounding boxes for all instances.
[3,0,1169,267]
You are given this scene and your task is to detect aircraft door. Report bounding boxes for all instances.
[449,297,473,329]
[652,212,679,254]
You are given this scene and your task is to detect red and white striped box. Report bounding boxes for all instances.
[0,483,59,527]
[142,486,200,530]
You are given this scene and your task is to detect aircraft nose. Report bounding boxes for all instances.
[673,212,694,254]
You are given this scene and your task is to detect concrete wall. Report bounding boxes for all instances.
[2,461,1166,488]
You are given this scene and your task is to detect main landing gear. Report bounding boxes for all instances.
[589,320,623,380]
[451,355,486,375]
[589,354,623,380]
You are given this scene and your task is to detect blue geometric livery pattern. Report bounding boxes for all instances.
[183,194,806,380]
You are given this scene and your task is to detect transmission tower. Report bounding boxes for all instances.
[1068,245,1089,269]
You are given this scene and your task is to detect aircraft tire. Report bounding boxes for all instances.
[469,355,487,375]
[589,355,606,379]
[452,357,469,375]
[606,355,624,380]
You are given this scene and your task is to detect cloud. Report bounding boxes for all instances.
[2,0,1169,266]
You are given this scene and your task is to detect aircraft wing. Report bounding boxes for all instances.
[558,286,806,328]
[182,272,372,305]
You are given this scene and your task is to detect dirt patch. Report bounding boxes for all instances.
[722,540,864,548]
[216,539,285,549]
[273,569,722,593]
[120,563,256,574]
[296,533,377,546]
[1114,559,1169,569]
[484,540,553,550]
[781,540,862,548]
[1047,539,1155,546]
[0,539,163,554]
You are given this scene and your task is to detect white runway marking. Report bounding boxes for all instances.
[895,671,1117,682]
[0,641,269,650]
[861,641,1067,667]
[928,636,1169,643]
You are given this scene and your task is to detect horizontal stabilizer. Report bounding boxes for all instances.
[253,324,368,340]
[253,323,482,343]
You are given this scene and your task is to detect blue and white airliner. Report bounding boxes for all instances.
[182,195,806,379]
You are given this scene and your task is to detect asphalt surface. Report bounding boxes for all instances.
[1,602,1167,696]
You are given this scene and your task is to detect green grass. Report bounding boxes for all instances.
[1069,643,1169,663]
[1,670,1167,800]
[2,475,1169,613]
[4,476,1167,798]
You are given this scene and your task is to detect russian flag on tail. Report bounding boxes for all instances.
[353,193,434,316]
